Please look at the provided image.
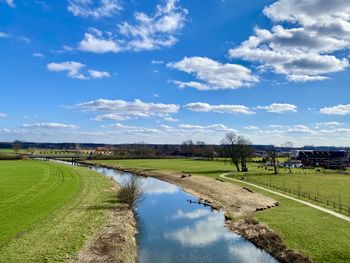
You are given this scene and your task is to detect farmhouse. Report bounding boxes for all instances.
[297,150,350,169]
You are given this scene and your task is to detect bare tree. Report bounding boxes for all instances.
[118,175,145,210]
[268,145,279,174]
[13,140,22,155]
[222,133,241,172]
[236,136,254,172]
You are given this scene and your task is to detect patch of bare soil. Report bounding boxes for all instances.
[71,182,137,263]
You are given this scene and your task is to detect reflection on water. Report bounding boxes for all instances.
[90,166,278,263]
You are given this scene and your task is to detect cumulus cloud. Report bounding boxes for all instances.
[0,113,8,118]
[228,0,350,82]
[79,32,121,53]
[75,99,180,121]
[184,102,255,115]
[168,57,259,90]
[47,61,110,80]
[47,61,88,79]
[68,0,122,18]
[88,69,111,78]
[118,0,187,51]
[257,103,297,113]
[77,0,187,53]
[22,122,79,129]
[320,104,350,115]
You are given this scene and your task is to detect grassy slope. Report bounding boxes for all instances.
[91,159,350,263]
[0,160,113,262]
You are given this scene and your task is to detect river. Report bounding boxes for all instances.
[90,166,278,263]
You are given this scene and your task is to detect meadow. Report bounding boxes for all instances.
[89,158,350,263]
[0,160,114,262]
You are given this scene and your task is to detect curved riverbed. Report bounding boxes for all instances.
[91,166,278,263]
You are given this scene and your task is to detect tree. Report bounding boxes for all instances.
[13,140,22,155]
[268,145,279,174]
[222,133,253,172]
[236,136,254,172]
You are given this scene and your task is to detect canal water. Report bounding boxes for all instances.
[90,166,278,263]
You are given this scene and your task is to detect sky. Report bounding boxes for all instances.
[1,0,350,146]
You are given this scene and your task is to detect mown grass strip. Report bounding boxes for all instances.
[0,160,114,262]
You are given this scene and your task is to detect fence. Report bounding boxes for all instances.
[240,177,350,215]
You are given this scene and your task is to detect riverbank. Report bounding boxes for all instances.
[86,161,312,263]
[71,176,137,263]
[0,160,138,263]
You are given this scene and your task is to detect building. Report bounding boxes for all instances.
[282,159,303,168]
[297,150,349,169]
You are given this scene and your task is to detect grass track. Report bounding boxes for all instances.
[90,159,350,263]
[0,160,113,262]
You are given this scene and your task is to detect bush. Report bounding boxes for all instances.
[118,175,145,210]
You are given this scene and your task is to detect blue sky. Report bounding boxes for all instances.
[1,0,350,146]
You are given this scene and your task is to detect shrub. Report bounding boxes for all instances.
[118,175,145,210]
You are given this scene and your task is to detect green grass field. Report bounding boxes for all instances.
[91,159,350,206]
[0,160,114,262]
[90,158,350,263]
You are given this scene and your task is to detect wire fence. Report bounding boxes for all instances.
[239,177,350,215]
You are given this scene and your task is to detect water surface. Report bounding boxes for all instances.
[91,166,278,263]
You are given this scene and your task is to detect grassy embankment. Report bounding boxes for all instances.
[89,158,350,263]
[0,160,114,262]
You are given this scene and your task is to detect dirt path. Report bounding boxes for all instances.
[220,173,350,223]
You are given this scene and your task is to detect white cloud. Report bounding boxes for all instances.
[88,69,110,79]
[47,61,110,80]
[68,0,122,18]
[228,0,350,82]
[0,113,8,118]
[118,0,187,51]
[47,61,88,79]
[320,104,350,115]
[244,125,259,130]
[168,57,259,90]
[151,60,164,64]
[5,0,15,8]
[22,122,79,129]
[184,102,255,115]
[0,32,10,38]
[75,99,180,121]
[315,122,343,127]
[164,117,178,122]
[18,36,31,44]
[33,52,45,58]
[77,0,187,53]
[257,103,297,113]
[79,32,121,53]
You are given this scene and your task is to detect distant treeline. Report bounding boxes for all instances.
[0,141,349,159]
